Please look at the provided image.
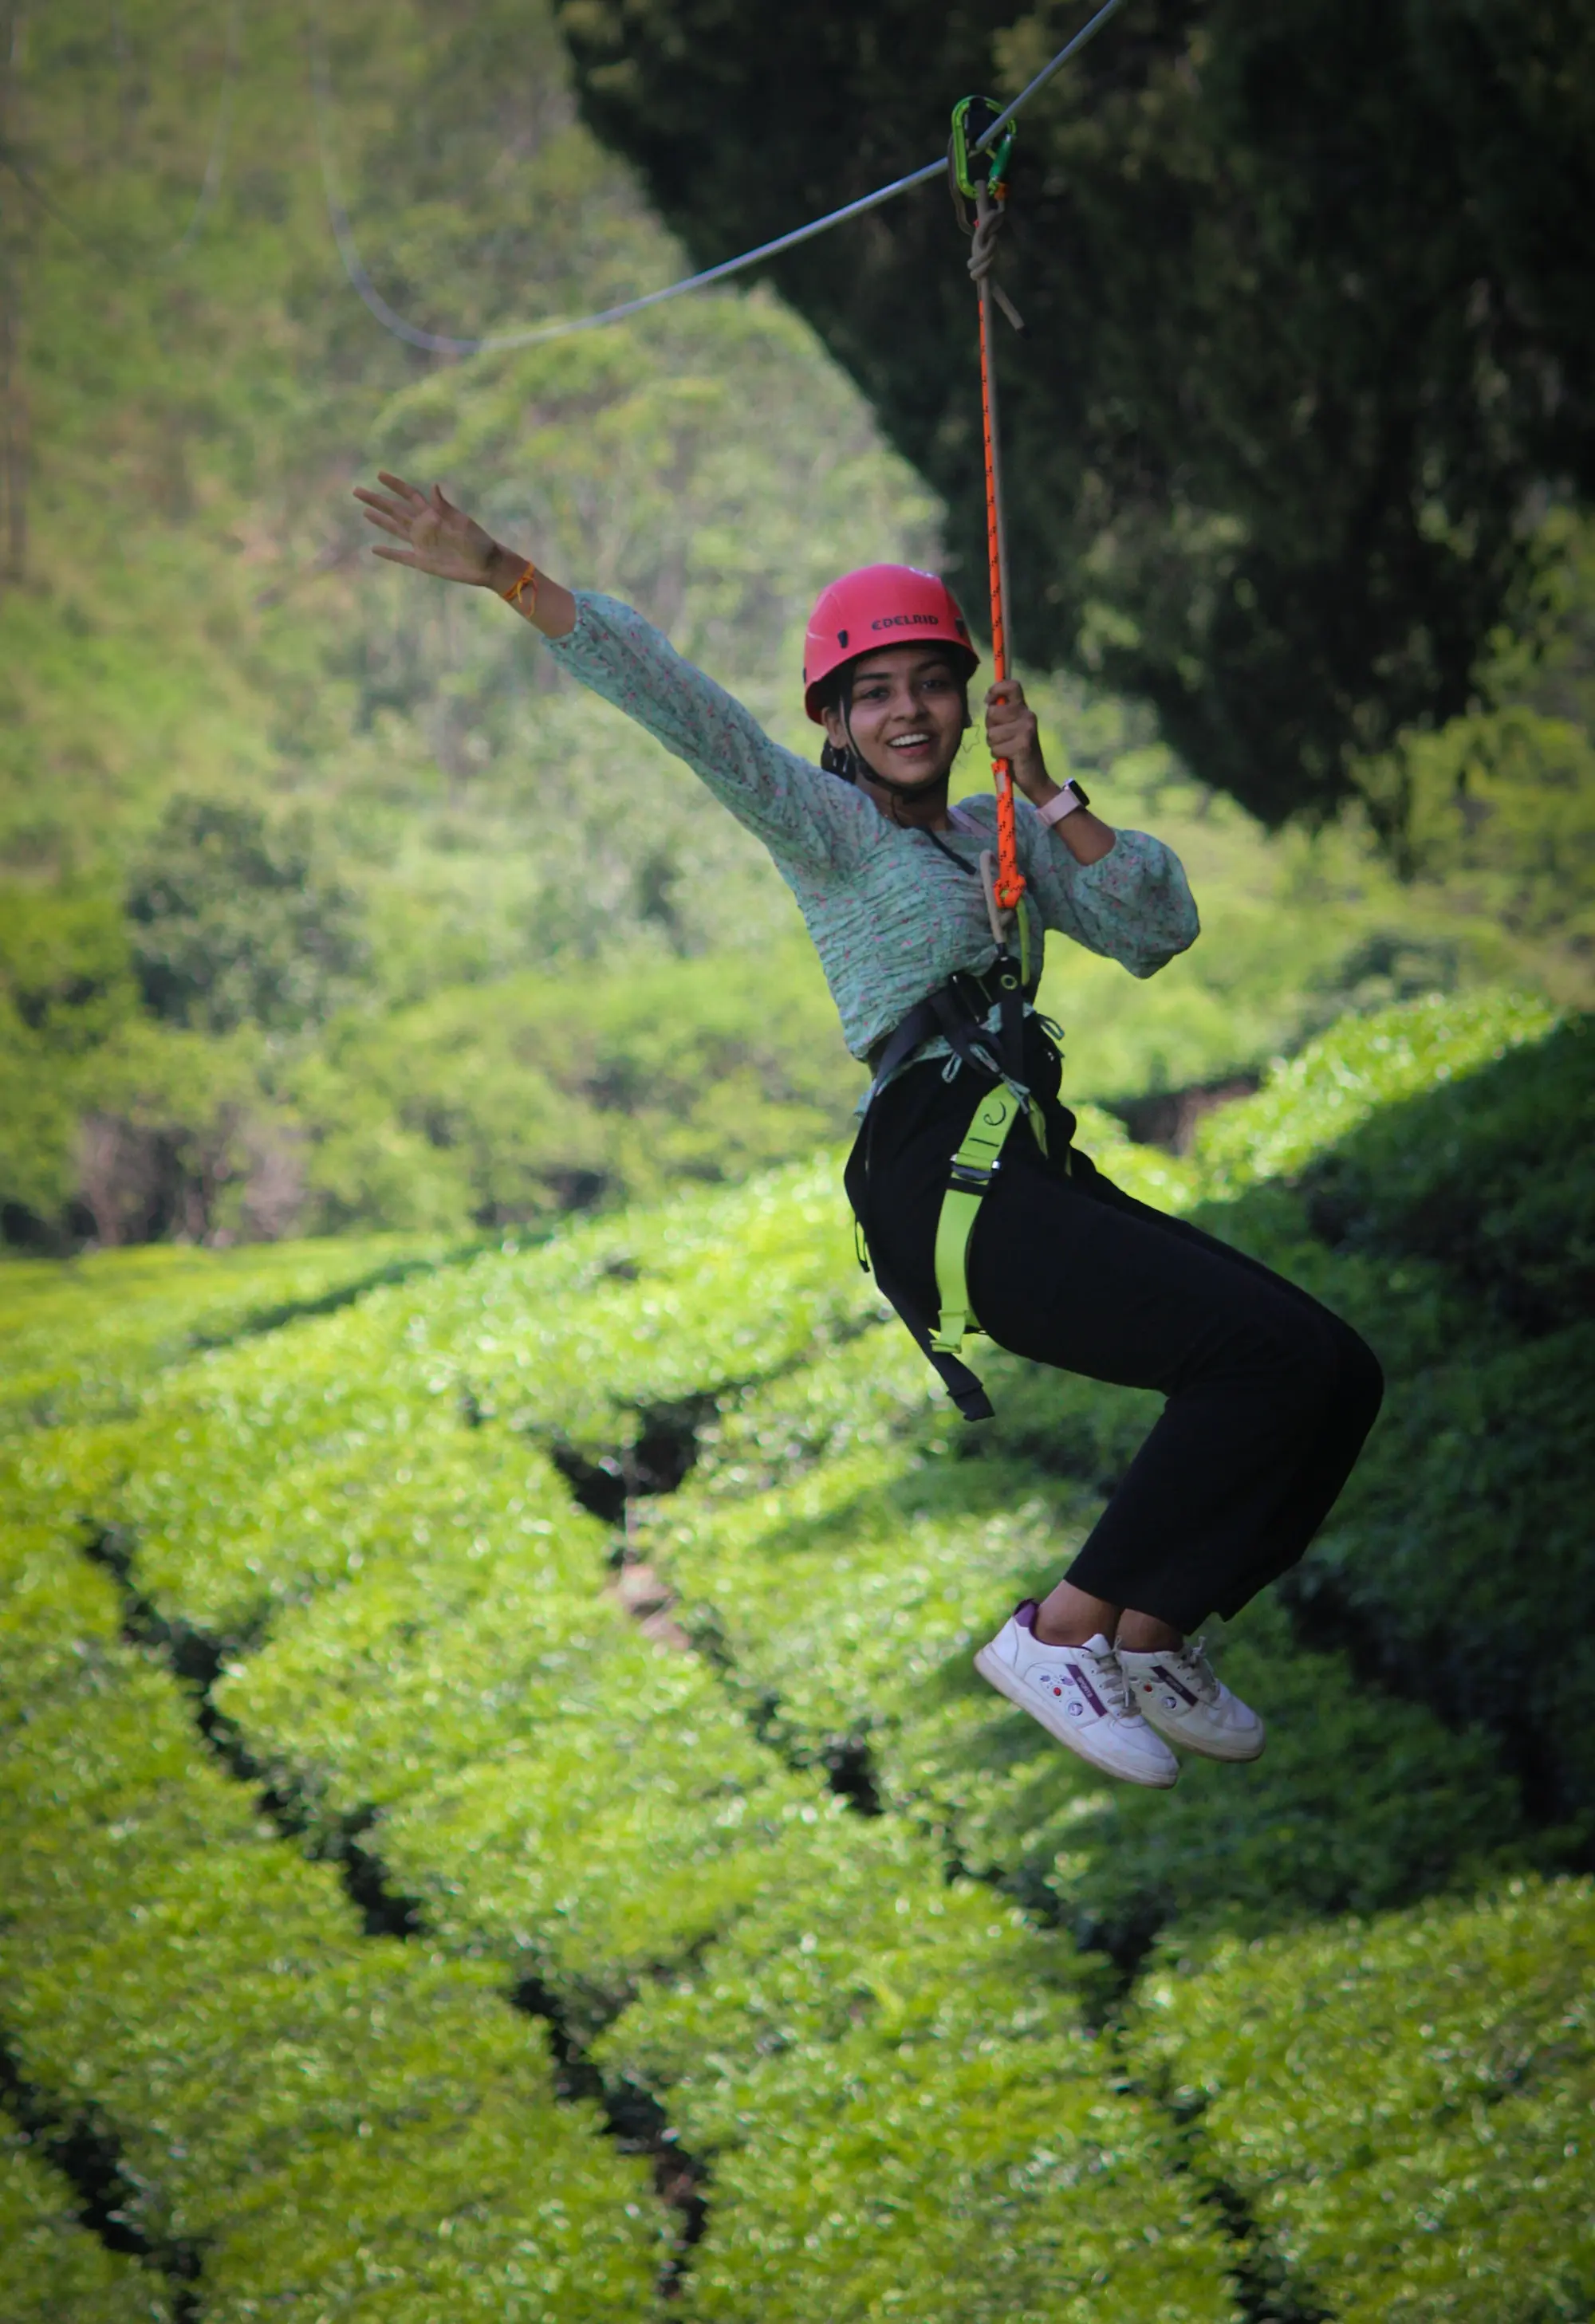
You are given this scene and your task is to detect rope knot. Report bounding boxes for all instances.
[967,190,1024,332]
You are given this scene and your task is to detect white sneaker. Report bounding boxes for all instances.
[1116,1637,1266,1762]
[974,1602,1180,1788]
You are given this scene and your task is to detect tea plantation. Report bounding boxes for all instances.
[2,989,1591,2321]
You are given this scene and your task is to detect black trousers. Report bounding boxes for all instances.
[845,1033,1383,1633]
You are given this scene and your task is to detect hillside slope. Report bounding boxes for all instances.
[2,988,1589,2317]
[5,0,1586,1258]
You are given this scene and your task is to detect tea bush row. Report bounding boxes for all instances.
[642,1341,1532,1960]
[1190,988,1558,1196]
[37,988,1571,1957]
[0,1232,462,1438]
[26,1264,1245,2314]
[1253,1013,1595,1814]
[11,1158,889,1641]
[7,986,1579,2316]
[189,1423,1243,2317]
[0,1513,664,2321]
[1135,1877,1595,2322]
[0,2123,163,2324]
[1300,1013,1593,1331]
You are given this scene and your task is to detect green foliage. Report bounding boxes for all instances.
[0,1233,463,1436]
[290,940,860,1229]
[597,1866,1239,2324]
[647,1397,1533,1960]
[0,2128,163,2324]
[0,879,282,1245]
[0,1514,664,2318]
[562,0,1595,829]
[1182,1003,1595,1822]
[1287,1319,1595,1818]
[0,887,137,1053]
[12,1177,1239,2314]
[4,987,1593,2314]
[1191,986,1558,1193]
[1134,1879,1595,2322]
[6,0,1585,1261]
[1305,1014,1595,1328]
[2,0,939,1249]
[6,29,1589,2317]
[125,795,371,1033]
[0,887,140,1227]
[1392,509,1595,949]
[1010,715,1530,1110]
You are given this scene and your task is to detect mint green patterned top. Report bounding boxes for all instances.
[548,592,1199,1064]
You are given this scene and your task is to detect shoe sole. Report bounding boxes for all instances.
[1139,1709,1267,1764]
[974,1645,1180,1788]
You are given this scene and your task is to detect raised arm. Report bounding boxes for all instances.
[355,473,580,640]
[353,474,875,883]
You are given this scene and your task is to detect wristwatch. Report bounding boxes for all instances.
[1035,777,1092,828]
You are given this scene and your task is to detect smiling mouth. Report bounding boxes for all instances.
[888,733,934,750]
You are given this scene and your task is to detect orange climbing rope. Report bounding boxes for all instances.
[977,260,1023,910]
[951,98,1026,913]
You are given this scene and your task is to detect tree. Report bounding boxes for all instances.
[125,796,371,1036]
[557,0,1595,830]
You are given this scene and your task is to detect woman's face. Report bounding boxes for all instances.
[821,645,967,791]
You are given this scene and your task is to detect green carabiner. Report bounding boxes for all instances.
[950,95,1017,207]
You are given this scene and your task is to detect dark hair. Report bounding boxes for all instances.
[813,651,975,783]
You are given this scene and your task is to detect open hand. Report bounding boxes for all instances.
[985,678,1049,795]
[354,472,498,585]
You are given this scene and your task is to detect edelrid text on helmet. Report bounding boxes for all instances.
[801,565,978,722]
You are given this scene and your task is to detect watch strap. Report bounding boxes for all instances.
[1036,778,1090,828]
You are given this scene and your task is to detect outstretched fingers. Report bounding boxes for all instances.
[353,472,431,533]
[355,494,412,541]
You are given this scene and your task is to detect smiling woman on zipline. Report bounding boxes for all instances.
[355,468,1382,1791]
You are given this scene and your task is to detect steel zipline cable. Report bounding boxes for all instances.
[310,0,1128,358]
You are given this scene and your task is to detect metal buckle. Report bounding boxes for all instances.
[949,1158,997,1192]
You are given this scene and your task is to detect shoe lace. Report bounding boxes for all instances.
[1166,1634,1218,1704]
[1085,1643,1134,1719]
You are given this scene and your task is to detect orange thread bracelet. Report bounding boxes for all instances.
[499,560,538,611]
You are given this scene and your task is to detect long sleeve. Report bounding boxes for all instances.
[1016,804,1199,978]
[545,592,878,886]
[541,590,1199,1056]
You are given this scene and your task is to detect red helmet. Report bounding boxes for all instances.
[801,564,978,723]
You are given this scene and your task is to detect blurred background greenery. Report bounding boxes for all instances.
[2,0,1589,1252]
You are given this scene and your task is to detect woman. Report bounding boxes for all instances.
[356,472,1383,1791]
